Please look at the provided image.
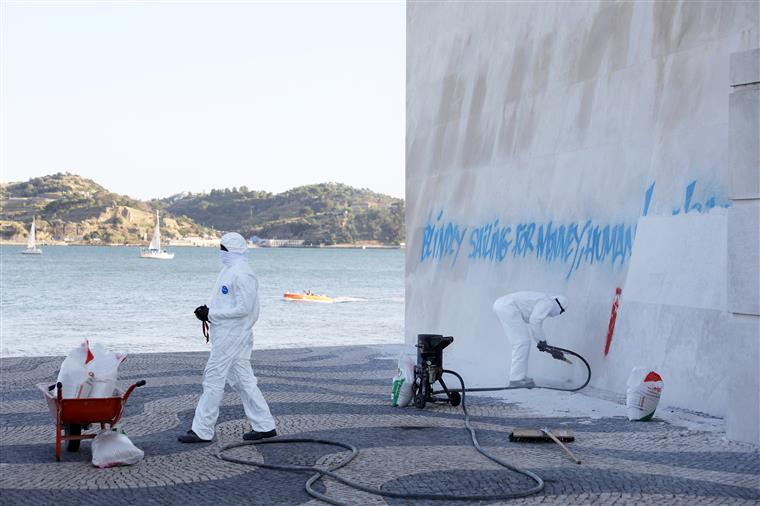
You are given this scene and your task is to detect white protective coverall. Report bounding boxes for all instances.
[492,291,568,382]
[191,233,276,440]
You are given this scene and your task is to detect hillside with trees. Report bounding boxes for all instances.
[1,173,217,244]
[1,174,405,246]
[162,182,405,245]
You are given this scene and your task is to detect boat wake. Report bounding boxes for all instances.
[278,295,403,304]
[332,296,403,303]
[330,296,368,303]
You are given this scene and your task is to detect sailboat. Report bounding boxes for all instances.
[139,211,174,260]
[22,218,42,255]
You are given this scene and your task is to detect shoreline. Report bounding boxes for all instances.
[0,241,404,249]
[0,340,410,360]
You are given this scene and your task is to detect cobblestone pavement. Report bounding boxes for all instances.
[1,346,758,505]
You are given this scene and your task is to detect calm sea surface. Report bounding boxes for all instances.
[1,246,404,357]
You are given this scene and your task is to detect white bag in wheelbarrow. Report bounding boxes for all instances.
[55,341,93,398]
[55,341,127,398]
[86,342,127,398]
[626,368,663,421]
[91,430,144,468]
[391,355,415,407]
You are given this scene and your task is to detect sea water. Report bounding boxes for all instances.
[0,246,404,357]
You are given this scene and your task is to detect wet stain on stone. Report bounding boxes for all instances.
[506,41,532,102]
[574,1,633,82]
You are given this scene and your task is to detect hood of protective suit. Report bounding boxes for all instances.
[219,232,248,267]
[549,295,568,317]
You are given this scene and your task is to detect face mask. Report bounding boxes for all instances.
[220,250,245,267]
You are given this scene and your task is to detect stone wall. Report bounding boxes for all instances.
[405,1,759,443]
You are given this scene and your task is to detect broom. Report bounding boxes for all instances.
[509,427,581,464]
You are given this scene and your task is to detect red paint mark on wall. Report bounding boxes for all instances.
[604,288,622,357]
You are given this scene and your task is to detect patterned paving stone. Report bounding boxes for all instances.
[1,346,758,505]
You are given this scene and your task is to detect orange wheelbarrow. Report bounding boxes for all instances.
[38,380,146,461]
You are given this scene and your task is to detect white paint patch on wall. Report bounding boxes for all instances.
[624,211,728,312]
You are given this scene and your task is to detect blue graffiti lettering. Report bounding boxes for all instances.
[643,180,730,216]
[642,182,655,216]
[420,211,466,265]
[468,219,512,261]
[431,215,635,280]
[419,179,726,278]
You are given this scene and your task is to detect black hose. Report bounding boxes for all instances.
[217,370,544,504]
[452,345,592,394]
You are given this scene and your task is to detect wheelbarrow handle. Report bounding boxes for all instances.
[122,380,146,403]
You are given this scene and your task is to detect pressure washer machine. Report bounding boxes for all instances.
[412,333,592,410]
[413,334,461,409]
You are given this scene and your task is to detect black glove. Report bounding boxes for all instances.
[537,340,570,362]
[194,305,209,322]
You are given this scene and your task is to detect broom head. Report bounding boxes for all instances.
[509,427,575,442]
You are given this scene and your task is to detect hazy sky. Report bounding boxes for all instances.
[1,1,405,200]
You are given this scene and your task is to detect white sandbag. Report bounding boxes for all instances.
[391,355,415,407]
[626,368,663,421]
[76,373,119,399]
[91,430,144,468]
[87,343,126,398]
[55,341,93,398]
[54,341,127,399]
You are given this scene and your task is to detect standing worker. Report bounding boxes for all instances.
[492,291,568,388]
[178,232,277,443]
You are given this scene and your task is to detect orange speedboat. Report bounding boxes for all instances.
[283,292,334,303]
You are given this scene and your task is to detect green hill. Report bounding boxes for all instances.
[1,174,405,246]
[161,182,405,245]
[0,173,213,244]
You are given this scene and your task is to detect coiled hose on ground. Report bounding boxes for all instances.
[217,369,545,505]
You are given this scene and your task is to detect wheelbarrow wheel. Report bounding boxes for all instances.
[449,391,461,407]
[65,424,82,452]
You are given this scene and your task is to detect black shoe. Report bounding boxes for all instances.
[243,429,277,441]
[177,430,212,443]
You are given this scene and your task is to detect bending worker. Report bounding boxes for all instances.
[179,232,277,443]
[492,291,568,388]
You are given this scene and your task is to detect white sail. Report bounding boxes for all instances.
[148,211,161,250]
[140,211,174,260]
[140,210,173,259]
[27,219,36,249]
[22,218,42,254]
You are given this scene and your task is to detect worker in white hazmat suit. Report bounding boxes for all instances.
[178,232,277,443]
[492,291,568,388]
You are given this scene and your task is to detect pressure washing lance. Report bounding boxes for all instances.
[216,333,591,505]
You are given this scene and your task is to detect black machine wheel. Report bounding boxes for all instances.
[414,393,426,409]
[449,391,461,407]
[65,424,82,452]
